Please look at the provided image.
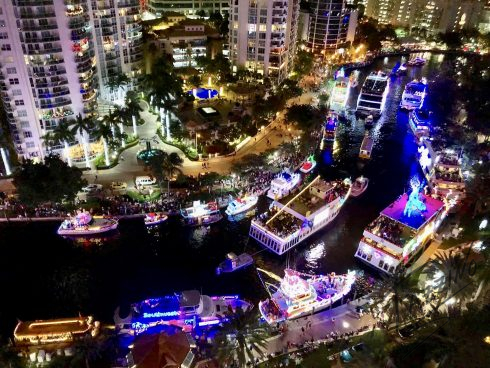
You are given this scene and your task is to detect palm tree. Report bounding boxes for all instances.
[0,342,26,368]
[473,246,490,301]
[371,269,423,333]
[423,250,476,312]
[103,108,126,148]
[148,151,183,194]
[212,306,270,367]
[70,114,94,168]
[93,122,113,166]
[124,90,143,137]
[43,121,75,167]
[106,72,130,94]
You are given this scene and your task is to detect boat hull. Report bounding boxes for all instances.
[145,216,168,226]
[57,222,118,236]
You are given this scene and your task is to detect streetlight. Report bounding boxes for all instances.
[195,133,200,151]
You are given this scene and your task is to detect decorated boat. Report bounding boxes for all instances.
[115,290,251,335]
[58,211,118,236]
[216,252,254,274]
[351,176,369,197]
[266,169,301,200]
[407,57,426,66]
[322,112,339,142]
[181,201,222,226]
[225,195,258,217]
[258,268,356,324]
[356,71,390,116]
[251,177,351,255]
[400,79,427,111]
[144,212,168,226]
[299,155,317,174]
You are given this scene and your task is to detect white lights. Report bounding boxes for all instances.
[479,219,488,230]
[342,321,350,328]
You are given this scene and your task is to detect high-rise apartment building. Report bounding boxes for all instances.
[0,0,143,165]
[306,0,357,52]
[479,0,490,32]
[364,0,419,27]
[229,0,300,84]
[90,0,143,102]
[147,0,230,17]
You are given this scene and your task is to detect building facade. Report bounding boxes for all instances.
[0,0,143,165]
[229,0,300,84]
[306,0,357,52]
[90,0,144,103]
[147,0,229,17]
[0,0,99,162]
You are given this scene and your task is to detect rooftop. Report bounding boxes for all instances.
[14,317,93,338]
[381,193,444,230]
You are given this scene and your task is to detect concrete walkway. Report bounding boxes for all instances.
[82,95,312,187]
[260,298,376,360]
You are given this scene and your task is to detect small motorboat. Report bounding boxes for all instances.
[216,252,254,274]
[144,212,168,226]
[58,211,118,236]
[225,195,258,217]
[364,115,374,127]
[407,57,426,66]
[359,133,373,159]
[299,155,317,174]
[350,176,369,197]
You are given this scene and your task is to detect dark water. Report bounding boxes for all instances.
[0,53,455,336]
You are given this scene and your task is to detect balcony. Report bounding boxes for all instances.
[76,60,94,73]
[65,6,84,17]
[40,98,72,109]
[126,31,142,40]
[30,57,64,66]
[27,47,63,55]
[104,52,119,61]
[20,11,56,19]
[41,109,74,120]
[38,88,70,99]
[21,23,58,31]
[35,78,69,88]
[117,0,139,8]
[16,0,54,5]
[74,53,91,63]
[82,90,96,102]
[71,28,90,41]
[130,53,143,63]
[22,35,61,43]
[69,18,88,30]
[102,27,116,36]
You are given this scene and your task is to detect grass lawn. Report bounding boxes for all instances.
[126,188,162,202]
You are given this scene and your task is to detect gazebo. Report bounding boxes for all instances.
[127,330,194,368]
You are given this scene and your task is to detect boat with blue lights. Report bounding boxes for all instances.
[251,176,351,255]
[299,155,317,174]
[322,112,339,142]
[258,268,356,324]
[181,201,222,226]
[144,212,168,226]
[115,290,251,335]
[58,210,118,236]
[356,71,390,117]
[216,252,254,274]
[266,169,301,200]
[408,109,431,142]
[225,195,258,217]
[391,61,407,76]
[354,177,447,274]
[400,79,427,111]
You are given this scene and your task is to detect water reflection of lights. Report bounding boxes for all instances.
[305,241,325,268]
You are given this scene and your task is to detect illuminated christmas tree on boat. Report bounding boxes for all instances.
[354,177,447,274]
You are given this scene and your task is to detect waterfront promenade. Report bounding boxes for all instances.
[259,298,376,362]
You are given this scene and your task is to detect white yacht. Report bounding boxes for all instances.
[225,195,258,217]
[354,178,447,274]
[250,177,351,255]
[58,211,118,236]
[356,71,390,116]
[266,170,301,200]
[258,268,356,324]
[330,68,350,109]
[144,212,168,226]
[181,201,222,226]
[408,109,431,142]
[400,79,427,111]
[351,176,369,197]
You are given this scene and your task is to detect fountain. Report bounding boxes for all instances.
[136,140,165,164]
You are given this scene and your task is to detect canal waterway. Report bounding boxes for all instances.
[0,53,460,336]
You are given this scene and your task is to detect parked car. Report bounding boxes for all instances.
[111,181,127,190]
[81,184,103,193]
[135,176,156,187]
[398,320,424,339]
